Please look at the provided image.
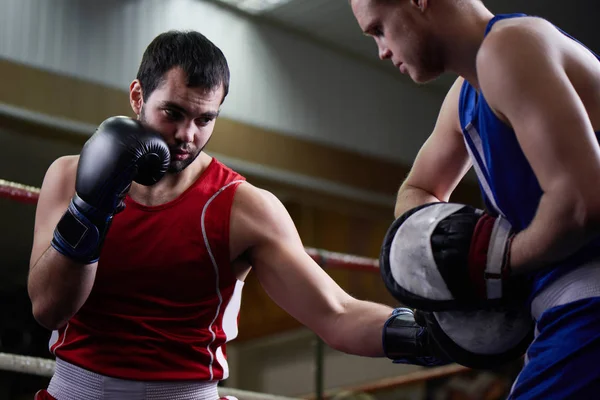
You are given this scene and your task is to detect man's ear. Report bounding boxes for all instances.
[411,0,428,12]
[129,79,144,118]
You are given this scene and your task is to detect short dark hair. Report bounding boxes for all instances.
[136,30,230,103]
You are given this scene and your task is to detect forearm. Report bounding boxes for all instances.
[394,184,441,219]
[509,192,600,275]
[28,246,97,330]
[329,299,393,357]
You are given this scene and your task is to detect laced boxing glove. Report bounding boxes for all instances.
[382,308,452,367]
[51,116,170,264]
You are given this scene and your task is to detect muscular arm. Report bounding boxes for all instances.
[395,77,472,218]
[478,20,600,274]
[232,183,393,357]
[28,156,97,330]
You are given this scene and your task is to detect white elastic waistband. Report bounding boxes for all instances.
[48,358,220,400]
[531,260,600,321]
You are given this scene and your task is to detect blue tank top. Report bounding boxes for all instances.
[458,13,600,297]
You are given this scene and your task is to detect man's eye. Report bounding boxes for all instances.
[164,109,182,120]
[197,118,213,127]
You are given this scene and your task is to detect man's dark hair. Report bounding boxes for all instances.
[136,30,230,102]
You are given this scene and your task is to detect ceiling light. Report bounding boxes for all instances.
[216,0,294,14]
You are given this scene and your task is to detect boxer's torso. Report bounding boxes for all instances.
[49,158,246,382]
[458,13,600,298]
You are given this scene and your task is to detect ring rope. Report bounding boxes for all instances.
[0,179,41,204]
[0,179,381,272]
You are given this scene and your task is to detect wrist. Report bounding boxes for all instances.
[505,232,535,276]
[501,233,515,278]
[51,196,113,264]
[382,308,419,359]
[72,194,116,225]
[382,308,450,367]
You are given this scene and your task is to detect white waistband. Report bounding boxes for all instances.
[48,358,220,400]
[531,260,600,321]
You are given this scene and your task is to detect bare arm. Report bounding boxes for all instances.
[478,20,600,274]
[395,77,472,218]
[28,156,97,330]
[232,183,393,356]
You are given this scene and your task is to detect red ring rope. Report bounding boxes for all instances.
[0,179,381,272]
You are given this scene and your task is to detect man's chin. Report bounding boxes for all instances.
[167,147,204,174]
[408,67,444,85]
[168,152,202,173]
[412,74,440,85]
[168,161,190,174]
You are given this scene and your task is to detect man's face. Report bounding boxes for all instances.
[351,0,444,83]
[136,67,224,173]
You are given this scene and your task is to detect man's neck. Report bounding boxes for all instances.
[129,152,212,207]
[442,12,494,90]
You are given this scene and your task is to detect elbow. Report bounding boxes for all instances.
[581,210,600,237]
[28,275,76,331]
[31,300,68,331]
[394,183,414,219]
[394,183,441,220]
[543,182,600,233]
[321,327,345,353]
[567,194,600,234]
[320,330,349,354]
[580,196,600,231]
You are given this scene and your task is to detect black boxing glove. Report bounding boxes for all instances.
[382,308,452,367]
[414,308,534,369]
[51,116,170,264]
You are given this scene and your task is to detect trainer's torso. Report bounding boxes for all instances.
[50,158,246,382]
[458,13,600,296]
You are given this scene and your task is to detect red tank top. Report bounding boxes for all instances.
[49,158,246,381]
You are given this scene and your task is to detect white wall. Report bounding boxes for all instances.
[0,0,445,164]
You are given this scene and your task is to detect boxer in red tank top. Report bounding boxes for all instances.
[28,31,452,400]
[50,157,245,381]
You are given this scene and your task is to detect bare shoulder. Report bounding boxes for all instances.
[44,155,79,183]
[449,75,465,93]
[50,155,79,174]
[232,182,288,229]
[40,155,79,199]
[30,155,80,267]
[475,17,567,114]
[435,75,464,134]
[230,182,297,256]
[493,15,555,31]
[442,76,464,110]
[487,16,558,42]
[478,17,559,67]
[445,76,465,115]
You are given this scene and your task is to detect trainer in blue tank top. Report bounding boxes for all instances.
[458,13,600,300]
